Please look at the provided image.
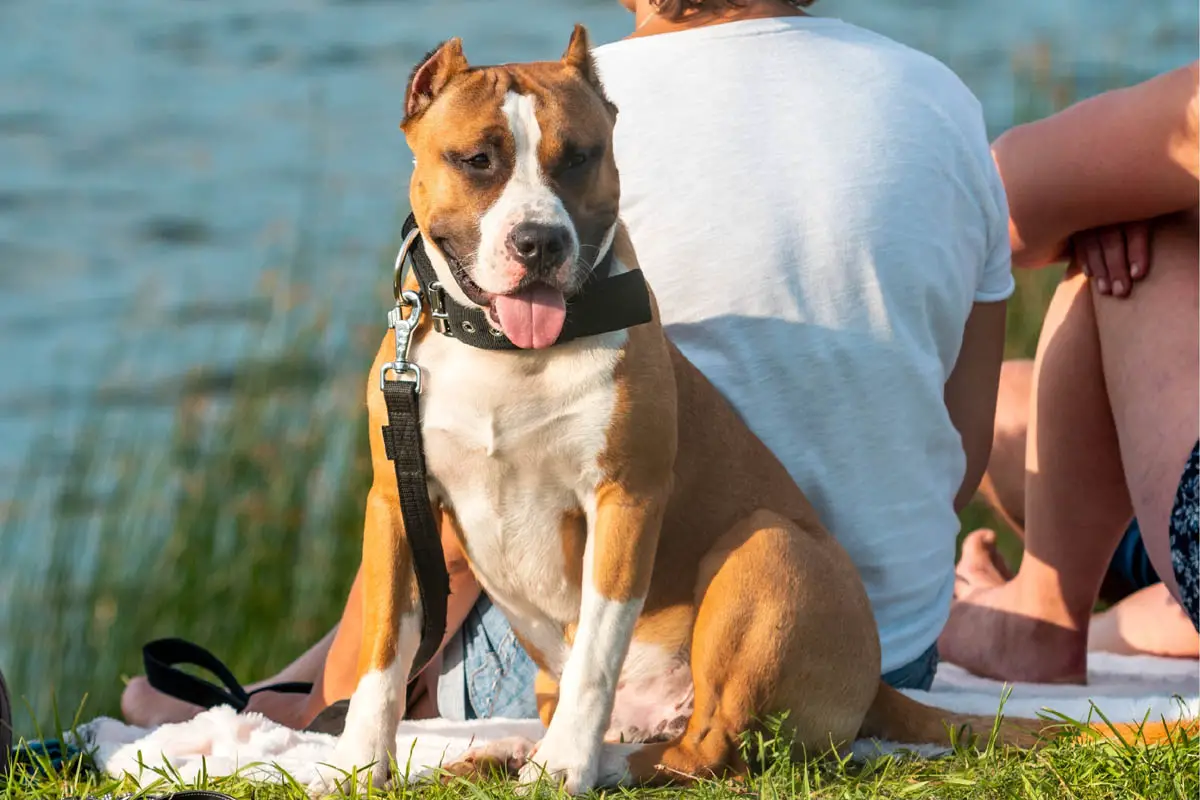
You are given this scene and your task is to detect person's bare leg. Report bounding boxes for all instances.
[958,350,1198,662]
[976,359,1034,538]
[942,213,1200,682]
[940,267,1133,683]
[1090,211,1199,603]
[950,362,1027,599]
[954,360,1029,600]
[1089,583,1200,657]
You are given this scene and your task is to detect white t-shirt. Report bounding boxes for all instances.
[593,16,1013,672]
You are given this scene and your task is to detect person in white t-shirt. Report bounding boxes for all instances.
[120,0,1011,729]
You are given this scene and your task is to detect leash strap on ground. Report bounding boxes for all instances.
[399,213,652,351]
[380,378,449,679]
[142,638,313,712]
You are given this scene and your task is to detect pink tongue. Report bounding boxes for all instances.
[492,284,567,349]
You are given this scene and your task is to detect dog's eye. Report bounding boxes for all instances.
[565,151,588,169]
[462,152,491,170]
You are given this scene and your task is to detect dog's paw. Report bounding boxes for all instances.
[306,743,390,798]
[442,735,538,782]
[517,736,599,796]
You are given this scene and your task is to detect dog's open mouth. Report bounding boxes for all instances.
[435,238,568,349]
[489,282,566,350]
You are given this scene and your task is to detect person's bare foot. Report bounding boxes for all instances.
[939,529,1088,684]
[121,677,204,728]
[121,676,310,729]
[953,529,1013,599]
[1089,583,1200,657]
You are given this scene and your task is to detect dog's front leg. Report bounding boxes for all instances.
[309,486,420,798]
[519,487,665,794]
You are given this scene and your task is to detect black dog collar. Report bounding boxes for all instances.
[397,213,652,351]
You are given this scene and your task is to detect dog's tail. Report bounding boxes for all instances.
[858,680,1196,750]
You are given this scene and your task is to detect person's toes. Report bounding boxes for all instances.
[121,676,202,727]
[975,529,1015,581]
[954,529,1012,598]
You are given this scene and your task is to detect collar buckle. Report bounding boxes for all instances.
[427,282,452,336]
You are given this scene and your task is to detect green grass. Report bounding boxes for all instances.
[3,715,1197,799]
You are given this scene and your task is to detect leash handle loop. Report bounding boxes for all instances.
[142,638,313,713]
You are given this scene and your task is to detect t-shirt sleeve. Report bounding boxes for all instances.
[975,151,1015,303]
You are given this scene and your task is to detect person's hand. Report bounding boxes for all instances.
[1071,220,1151,298]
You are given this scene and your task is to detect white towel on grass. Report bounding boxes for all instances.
[80,653,1198,787]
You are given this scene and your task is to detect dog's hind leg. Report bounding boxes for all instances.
[601,510,881,787]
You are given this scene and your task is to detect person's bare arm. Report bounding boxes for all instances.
[946,301,1007,514]
[995,60,1199,270]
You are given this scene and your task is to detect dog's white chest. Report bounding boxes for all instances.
[413,331,625,671]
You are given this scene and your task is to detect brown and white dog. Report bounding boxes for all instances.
[308,25,1127,797]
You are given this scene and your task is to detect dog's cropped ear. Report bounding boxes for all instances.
[403,38,469,126]
[561,24,616,115]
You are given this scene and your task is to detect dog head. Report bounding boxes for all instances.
[400,25,620,350]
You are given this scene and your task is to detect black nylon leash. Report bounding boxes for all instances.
[379,376,449,680]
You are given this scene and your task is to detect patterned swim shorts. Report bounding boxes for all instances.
[1170,441,1199,630]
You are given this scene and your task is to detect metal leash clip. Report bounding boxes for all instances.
[380,228,424,392]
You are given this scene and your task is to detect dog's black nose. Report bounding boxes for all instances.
[507,223,570,273]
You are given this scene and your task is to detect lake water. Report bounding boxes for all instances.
[1,0,1197,488]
